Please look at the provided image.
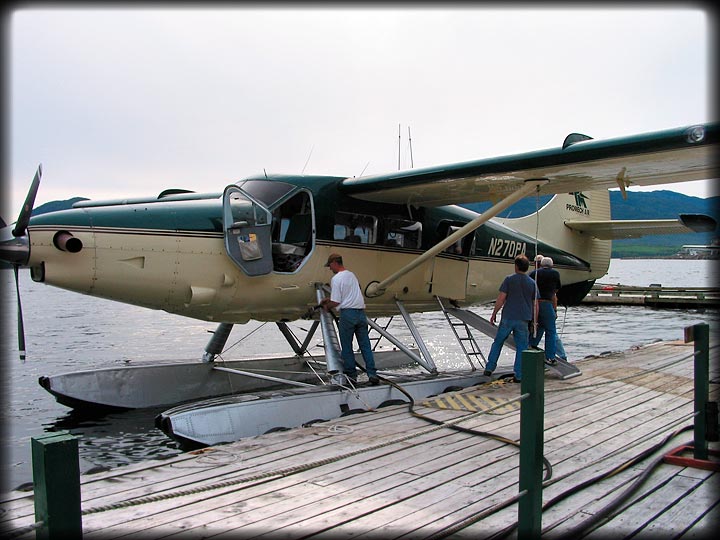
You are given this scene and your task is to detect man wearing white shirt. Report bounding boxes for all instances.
[320,253,379,386]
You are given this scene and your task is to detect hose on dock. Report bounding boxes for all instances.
[542,425,694,540]
[484,423,695,540]
[374,373,554,481]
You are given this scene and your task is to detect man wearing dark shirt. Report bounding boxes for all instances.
[529,256,561,364]
[484,255,539,382]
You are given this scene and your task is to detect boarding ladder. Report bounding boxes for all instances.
[437,296,582,380]
[436,297,487,371]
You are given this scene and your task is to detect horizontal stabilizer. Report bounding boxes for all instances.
[564,213,717,240]
[679,213,717,232]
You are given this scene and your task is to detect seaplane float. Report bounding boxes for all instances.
[2,123,717,448]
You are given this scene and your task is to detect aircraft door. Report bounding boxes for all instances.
[223,185,273,276]
[432,224,471,300]
[432,258,468,299]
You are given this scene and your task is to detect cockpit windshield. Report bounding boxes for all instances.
[235,180,296,208]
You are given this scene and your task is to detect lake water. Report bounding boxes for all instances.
[2,258,718,491]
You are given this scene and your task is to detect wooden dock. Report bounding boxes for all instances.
[583,284,720,308]
[2,339,718,539]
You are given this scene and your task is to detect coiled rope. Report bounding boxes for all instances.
[80,387,526,516]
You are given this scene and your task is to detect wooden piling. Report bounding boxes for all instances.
[518,348,545,539]
[31,431,82,540]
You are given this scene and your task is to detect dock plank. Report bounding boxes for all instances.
[2,339,718,539]
[632,470,720,539]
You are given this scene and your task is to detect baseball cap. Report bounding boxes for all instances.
[325,253,342,267]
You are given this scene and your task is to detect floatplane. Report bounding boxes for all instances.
[2,123,717,448]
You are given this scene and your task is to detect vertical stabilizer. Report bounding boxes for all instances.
[496,190,612,281]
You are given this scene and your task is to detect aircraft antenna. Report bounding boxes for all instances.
[408,126,414,168]
[359,162,370,176]
[532,187,542,339]
[398,124,401,170]
[302,144,314,175]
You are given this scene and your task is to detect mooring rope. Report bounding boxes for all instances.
[4,520,45,539]
[79,392,528,516]
[11,340,711,535]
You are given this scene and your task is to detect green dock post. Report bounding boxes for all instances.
[518,348,545,540]
[32,431,82,540]
[685,323,710,460]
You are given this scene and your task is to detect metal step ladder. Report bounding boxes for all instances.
[436,297,486,370]
[437,297,581,380]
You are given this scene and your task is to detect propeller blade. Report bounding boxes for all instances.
[13,265,26,361]
[12,164,42,238]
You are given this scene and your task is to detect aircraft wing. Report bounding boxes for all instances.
[339,124,718,206]
[563,214,717,240]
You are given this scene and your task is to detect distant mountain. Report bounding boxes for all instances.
[33,197,89,215]
[27,192,720,258]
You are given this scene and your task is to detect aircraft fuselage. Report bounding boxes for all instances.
[25,174,601,323]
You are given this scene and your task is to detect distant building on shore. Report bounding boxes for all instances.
[676,238,720,259]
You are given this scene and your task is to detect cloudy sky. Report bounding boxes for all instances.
[4,6,715,220]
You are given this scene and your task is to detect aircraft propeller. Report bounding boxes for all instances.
[1,164,42,360]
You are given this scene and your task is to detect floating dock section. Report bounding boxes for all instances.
[583,283,720,308]
[2,339,718,538]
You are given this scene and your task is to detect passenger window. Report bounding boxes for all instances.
[382,218,422,248]
[333,212,377,244]
[439,223,475,256]
[444,226,464,254]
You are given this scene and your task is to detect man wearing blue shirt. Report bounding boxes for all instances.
[484,255,539,382]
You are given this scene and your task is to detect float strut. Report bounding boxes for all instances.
[202,322,234,362]
[276,321,319,356]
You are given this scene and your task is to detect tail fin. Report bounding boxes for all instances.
[496,190,612,281]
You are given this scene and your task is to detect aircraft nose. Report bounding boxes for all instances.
[0,228,30,266]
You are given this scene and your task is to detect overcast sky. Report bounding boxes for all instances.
[4,6,716,220]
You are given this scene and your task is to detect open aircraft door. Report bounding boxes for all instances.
[223,185,273,276]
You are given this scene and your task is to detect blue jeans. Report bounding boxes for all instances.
[532,328,567,360]
[338,308,377,378]
[529,302,557,361]
[485,318,530,380]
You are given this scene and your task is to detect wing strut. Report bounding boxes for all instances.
[365,179,548,297]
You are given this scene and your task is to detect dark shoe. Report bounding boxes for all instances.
[530,345,542,351]
[544,358,558,366]
[511,377,522,383]
[344,374,357,385]
[369,376,380,386]
[483,370,493,377]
